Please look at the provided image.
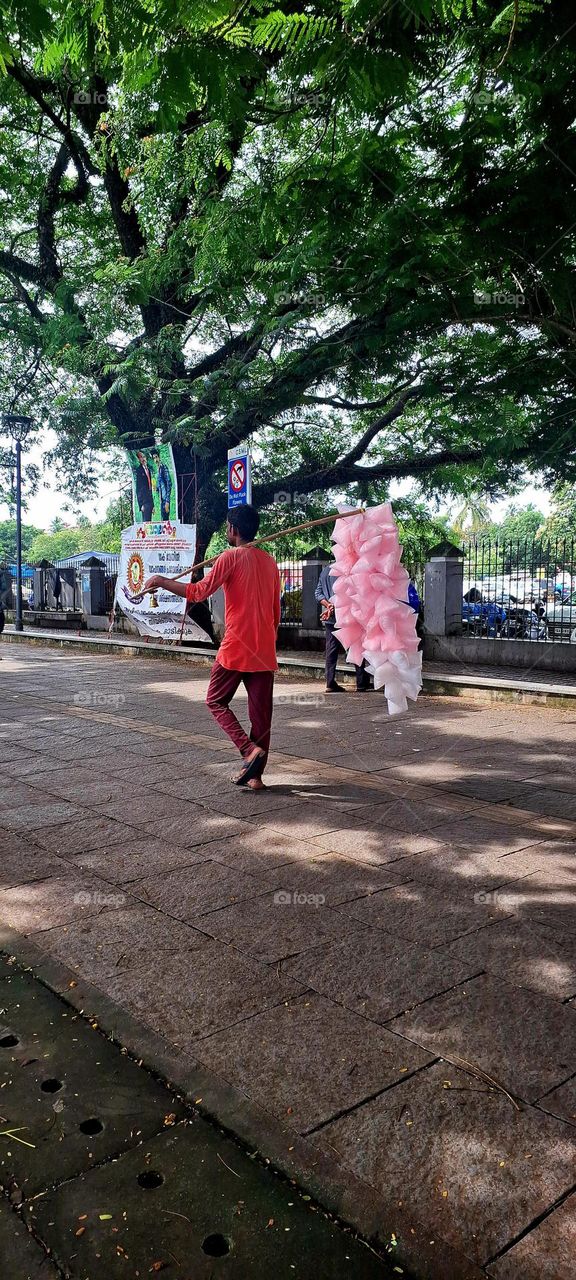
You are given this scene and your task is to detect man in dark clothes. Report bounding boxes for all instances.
[315,559,371,692]
[134,451,154,522]
[152,450,172,520]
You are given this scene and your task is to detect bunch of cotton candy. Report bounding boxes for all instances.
[331,503,422,715]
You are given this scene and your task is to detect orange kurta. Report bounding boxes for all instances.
[185,545,281,671]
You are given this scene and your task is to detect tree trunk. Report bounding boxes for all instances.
[171,443,229,559]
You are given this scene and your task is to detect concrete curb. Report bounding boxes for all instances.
[3,626,576,706]
[0,921,486,1280]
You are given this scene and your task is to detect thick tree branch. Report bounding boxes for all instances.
[336,387,424,466]
[7,62,97,177]
[253,444,535,505]
[0,250,42,286]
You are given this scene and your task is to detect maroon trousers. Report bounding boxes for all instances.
[206,660,274,776]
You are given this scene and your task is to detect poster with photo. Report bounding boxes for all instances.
[115,521,206,641]
[127,444,178,523]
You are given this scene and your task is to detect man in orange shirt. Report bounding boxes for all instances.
[142,504,280,789]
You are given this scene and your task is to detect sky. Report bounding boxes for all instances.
[6,432,552,531]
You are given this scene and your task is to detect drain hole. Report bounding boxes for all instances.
[79,1117,103,1135]
[137,1171,164,1190]
[202,1234,231,1258]
[40,1078,63,1093]
[0,1034,18,1048]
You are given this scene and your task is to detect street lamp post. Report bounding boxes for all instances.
[2,414,32,633]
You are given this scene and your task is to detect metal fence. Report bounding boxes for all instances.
[463,536,576,643]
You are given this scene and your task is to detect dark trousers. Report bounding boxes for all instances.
[324,628,370,690]
[206,660,274,776]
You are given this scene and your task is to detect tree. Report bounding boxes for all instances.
[0,1,575,553]
[0,519,41,563]
[542,485,576,546]
[498,503,545,543]
[27,527,82,562]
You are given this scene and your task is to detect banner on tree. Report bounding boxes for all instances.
[126,444,178,524]
[115,521,206,641]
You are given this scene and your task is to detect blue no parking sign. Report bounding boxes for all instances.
[227,447,252,508]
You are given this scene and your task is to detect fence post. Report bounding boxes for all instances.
[424,540,464,637]
[301,545,331,629]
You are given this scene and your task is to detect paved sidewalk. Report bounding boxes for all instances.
[1,644,575,1279]
[0,955,390,1279]
[5,623,576,704]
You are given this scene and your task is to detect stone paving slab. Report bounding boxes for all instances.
[0,800,86,832]
[484,877,576,936]
[323,1062,576,1268]
[0,846,69,891]
[265,854,414,906]
[416,818,542,856]
[0,1197,60,1279]
[441,918,576,999]
[429,777,536,805]
[140,810,260,848]
[389,973,576,1103]
[312,824,471,865]
[334,882,509,948]
[243,808,352,843]
[134,860,273,919]
[193,991,434,1132]
[195,890,372,963]
[25,1121,390,1279]
[307,824,451,863]
[195,785,310,820]
[384,847,544,895]
[100,790,208,826]
[536,1074,576,1127]
[521,770,576,793]
[493,839,576,881]
[33,778,123,807]
[104,938,306,1042]
[513,788,576,821]
[0,781,55,811]
[0,970,182,1196]
[32,815,140,857]
[486,1193,576,1279]
[32,905,209,982]
[0,874,132,934]
[278,933,479,1024]
[0,754,71,778]
[66,836,214,882]
[191,832,332,876]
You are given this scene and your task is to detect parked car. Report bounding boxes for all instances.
[546,591,576,642]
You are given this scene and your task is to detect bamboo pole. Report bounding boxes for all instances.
[163,506,365,586]
[173,506,365,645]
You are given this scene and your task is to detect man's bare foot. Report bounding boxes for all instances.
[246,777,267,790]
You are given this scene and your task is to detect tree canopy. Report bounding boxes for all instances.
[0,0,575,549]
